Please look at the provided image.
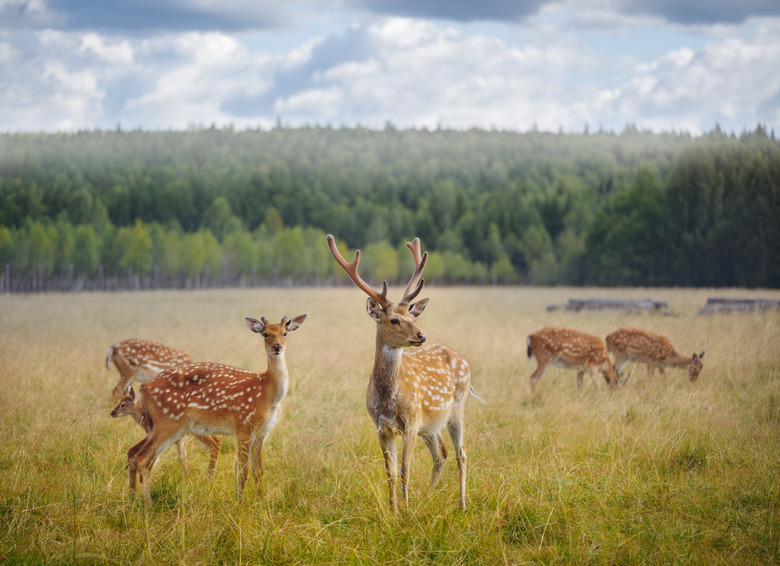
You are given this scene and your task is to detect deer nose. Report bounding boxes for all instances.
[272,343,282,353]
[416,333,427,343]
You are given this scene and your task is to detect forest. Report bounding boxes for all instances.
[0,124,778,290]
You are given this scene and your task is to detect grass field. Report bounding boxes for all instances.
[1,286,779,564]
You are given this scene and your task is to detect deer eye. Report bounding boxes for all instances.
[262,332,269,337]
[283,332,288,336]
[390,319,400,325]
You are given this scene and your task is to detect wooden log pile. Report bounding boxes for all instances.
[698,297,780,315]
[546,298,672,315]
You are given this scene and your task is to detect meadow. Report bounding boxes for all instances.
[0,286,778,564]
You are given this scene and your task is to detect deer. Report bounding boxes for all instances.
[111,386,221,478]
[106,338,193,401]
[126,314,307,503]
[526,327,619,395]
[327,234,483,512]
[605,327,704,383]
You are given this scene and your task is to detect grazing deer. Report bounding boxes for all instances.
[106,339,193,401]
[327,234,483,511]
[111,386,221,478]
[527,327,619,395]
[127,314,307,502]
[605,327,704,382]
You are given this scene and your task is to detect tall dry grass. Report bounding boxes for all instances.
[0,287,779,564]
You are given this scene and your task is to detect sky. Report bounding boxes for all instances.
[1,0,779,135]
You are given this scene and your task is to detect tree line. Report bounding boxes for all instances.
[1,124,778,290]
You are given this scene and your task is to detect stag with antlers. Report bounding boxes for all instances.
[327,234,483,511]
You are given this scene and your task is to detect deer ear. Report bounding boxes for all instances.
[245,317,265,334]
[128,386,136,401]
[408,297,429,318]
[285,314,308,332]
[366,297,384,321]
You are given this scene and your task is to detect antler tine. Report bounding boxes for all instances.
[326,234,390,306]
[399,237,428,305]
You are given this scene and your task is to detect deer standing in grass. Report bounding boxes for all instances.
[111,386,221,478]
[605,327,704,383]
[327,234,483,511]
[106,339,192,401]
[527,327,619,395]
[127,314,307,502]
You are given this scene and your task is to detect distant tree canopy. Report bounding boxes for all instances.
[1,125,778,287]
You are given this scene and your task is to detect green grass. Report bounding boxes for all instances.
[1,287,779,564]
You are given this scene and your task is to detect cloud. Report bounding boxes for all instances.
[344,0,548,23]
[343,0,780,26]
[616,0,780,25]
[0,4,778,133]
[222,25,378,118]
[0,0,287,33]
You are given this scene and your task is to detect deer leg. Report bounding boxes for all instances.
[576,369,585,391]
[613,354,628,382]
[175,439,188,477]
[400,424,419,507]
[447,418,468,510]
[529,362,549,395]
[647,363,656,380]
[194,435,221,479]
[587,365,602,394]
[613,355,626,375]
[127,436,149,492]
[250,434,266,495]
[235,435,252,501]
[133,437,160,503]
[422,433,447,491]
[378,427,398,512]
[136,430,182,503]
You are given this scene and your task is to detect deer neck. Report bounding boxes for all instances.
[668,350,691,368]
[132,407,153,433]
[372,338,404,420]
[265,352,290,406]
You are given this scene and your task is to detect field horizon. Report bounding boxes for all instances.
[1,286,778,564]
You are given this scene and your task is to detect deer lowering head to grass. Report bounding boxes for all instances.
[111,386,221,478]
[327,234,483,512]
[106,339,193,401]
[127,314,307,503]
[527,327,619,395]
[605,327,704,383]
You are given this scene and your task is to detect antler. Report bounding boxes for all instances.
[327,234,390,307]
[399,238,428,305]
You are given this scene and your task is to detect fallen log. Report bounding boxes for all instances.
[546,298,672,315]
[698,297,780,315]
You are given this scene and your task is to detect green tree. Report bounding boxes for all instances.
[116,220,153,275]
[71,224,101,275]
[363,241,398,283]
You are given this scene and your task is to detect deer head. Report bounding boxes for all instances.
[327,234,429,348]
[689,351,705,381]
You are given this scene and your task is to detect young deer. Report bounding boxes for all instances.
[111,386,221,478]
[106,339,193,401]
[527,327,619,395]
[605,327,704,382]
[127,314,307,502]
[327,234,483,511]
